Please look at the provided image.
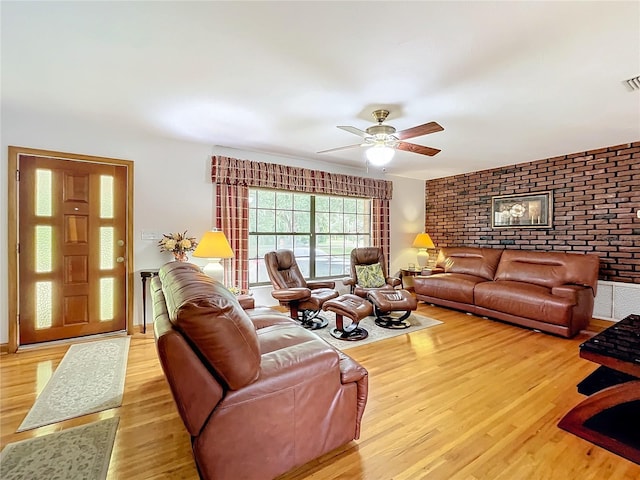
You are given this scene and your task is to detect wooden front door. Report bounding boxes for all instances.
[13,149,132,346]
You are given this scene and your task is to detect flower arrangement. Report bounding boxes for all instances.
[158,230,198,262]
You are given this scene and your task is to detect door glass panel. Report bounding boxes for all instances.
[100,175,114,219]
[35,226,52,273]
[35,169,52,216]
[36,281,52,328]
[100,277,114,321]
[100,226,114,270]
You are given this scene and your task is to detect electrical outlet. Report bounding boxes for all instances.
[141,231,163,241]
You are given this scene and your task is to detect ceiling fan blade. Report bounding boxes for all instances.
[396,141,441,156]
[395,121,444,140]
[317,144,363,154]
[337,125,370,138]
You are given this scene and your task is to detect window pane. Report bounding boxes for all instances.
[316,234,329,252]
[294,235,310,248]
[100,175,114,219]
[316,212,329,233]
[100,227,114,270]
[275,192,293,209]
[257,235,276,256]
[293,211,310,232]
[256,190,275,209]
[344,198,357,213]
[315,196,329,212]
[275,210,293,232]
[35,169,52,217]
[329,212,343,232]
[249,209,257,232]
[36,281,53,329]
[357,214,370,233]
[330,197,343,213]
[256,210,275,232]
[294,194,310,211]
[100,277,114,320]
[276,235,294,250]
[344,213,357,233]
[35,226,52,273]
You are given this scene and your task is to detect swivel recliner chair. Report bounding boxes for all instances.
[343,247,401,298]
[265,249,339,330]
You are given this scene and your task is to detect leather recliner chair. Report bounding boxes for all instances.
[343,247,401,298]
[264,249,339,329]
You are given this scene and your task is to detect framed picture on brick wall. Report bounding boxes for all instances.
[491,191,553,229]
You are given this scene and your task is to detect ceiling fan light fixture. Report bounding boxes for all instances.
[366,145,395,166]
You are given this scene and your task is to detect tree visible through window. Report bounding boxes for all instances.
[248,189,371,285]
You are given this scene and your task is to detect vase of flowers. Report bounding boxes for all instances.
[158,231,198,262]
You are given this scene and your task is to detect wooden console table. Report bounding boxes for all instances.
[558,313,640,464]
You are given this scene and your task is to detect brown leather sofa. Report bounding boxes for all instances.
[413,247,599,337]
[151,262,368,480]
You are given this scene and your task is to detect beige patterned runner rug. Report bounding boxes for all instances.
[18,337,130,432]
[1,417,119,480]
[317,312,443,350]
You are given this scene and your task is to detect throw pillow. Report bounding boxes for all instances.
[355,263,386,288]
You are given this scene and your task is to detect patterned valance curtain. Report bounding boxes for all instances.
[211,155,393,290]
[212,156,393,200]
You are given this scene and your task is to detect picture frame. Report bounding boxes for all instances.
[491,191,553,229]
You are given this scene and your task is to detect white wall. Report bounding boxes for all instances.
[1,109,425,343]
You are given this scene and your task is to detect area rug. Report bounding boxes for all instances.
[317,311,442,350]
[1,417,119,480]
[18,336,130,432]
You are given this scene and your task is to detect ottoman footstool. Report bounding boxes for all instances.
[367,289,417,329]
[322,294,373,341]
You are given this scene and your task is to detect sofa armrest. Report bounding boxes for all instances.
[308,280,336,289]
[271,287,311,302]
[551,285,585,303]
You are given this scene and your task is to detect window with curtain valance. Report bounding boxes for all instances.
[210,155,392,290]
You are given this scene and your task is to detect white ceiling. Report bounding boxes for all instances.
[2,1,639,180]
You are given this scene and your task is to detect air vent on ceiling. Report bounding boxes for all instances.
[623,75,640,91]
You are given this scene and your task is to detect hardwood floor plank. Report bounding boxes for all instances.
[1,305,638,479]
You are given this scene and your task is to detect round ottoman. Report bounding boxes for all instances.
[367,289,417,329]
[322,294,373,341]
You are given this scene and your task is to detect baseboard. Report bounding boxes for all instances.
[0,343,9,355]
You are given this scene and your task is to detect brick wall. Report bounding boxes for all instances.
[425,141,640,283]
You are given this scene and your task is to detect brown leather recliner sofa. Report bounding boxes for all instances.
[151,261,368,480]
[413,247,599,338]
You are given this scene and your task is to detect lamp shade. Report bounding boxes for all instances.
[192,230,234,259]
[366,145,395,166]
[412,233,435,249]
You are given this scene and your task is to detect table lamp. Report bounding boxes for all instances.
[412,233,435,268]
[192,230,234,283]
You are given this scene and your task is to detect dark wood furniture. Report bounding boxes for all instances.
[399,267,431,291]
[558,313,640,464]
[140,269,159,334]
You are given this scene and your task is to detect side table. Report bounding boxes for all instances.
[400,268,432,291]
[558,313,640,464]
[140,270,159,334]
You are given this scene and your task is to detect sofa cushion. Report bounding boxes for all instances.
[474,281,575,326]
[414,273,487,304]
[435,247,504,281]
[494,250,600,293]
[159,262,261,390]
[355,262,386,288]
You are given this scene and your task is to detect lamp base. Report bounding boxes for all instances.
[202,259,224,284]
[416,249,429,268]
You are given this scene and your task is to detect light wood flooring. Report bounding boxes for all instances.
[2,304,639,479]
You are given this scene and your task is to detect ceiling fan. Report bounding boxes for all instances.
[318,109,444,166]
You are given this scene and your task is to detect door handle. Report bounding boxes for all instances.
[116,256,125,263]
